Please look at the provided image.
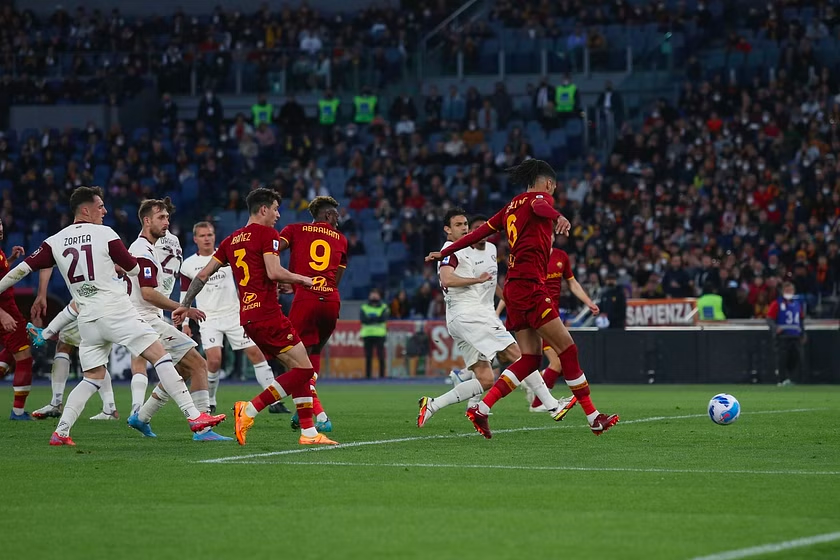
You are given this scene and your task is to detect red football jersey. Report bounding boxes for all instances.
[485,191,556,283]
[0,249,18,309]
[213,223,282,325]
[544,248,573,305]
[279,221,347,302]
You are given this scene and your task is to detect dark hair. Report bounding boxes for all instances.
[246,188,282,215]
[443,207,467,228]
[138,198,171,221]
[162,195,176,215]
[469,214,488,228]
[69,186,105,215]
[309,195,339,219]
[506,159,556,187]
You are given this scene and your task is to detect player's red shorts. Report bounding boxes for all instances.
[503,279,559,332]
[243,314,301,360]
[0,302,30,354]
[542,296,561,352]
[287,297,340,348]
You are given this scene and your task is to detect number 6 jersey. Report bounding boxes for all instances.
[213,223,283,325]
[279,221,347,303]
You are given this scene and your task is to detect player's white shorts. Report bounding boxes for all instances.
[447,310,515,369]
[200,313,254,351]
[135,315,198,365]
[58,320,81,347]
[78,312,159,371]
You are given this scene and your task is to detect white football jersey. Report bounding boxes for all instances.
[469,242,498,309]
[437,240,498,317]
[43,223,135,321]
[155,230,183,298]
[128,236,167,321]
[180,252,240,320]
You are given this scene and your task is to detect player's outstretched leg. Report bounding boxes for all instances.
[51,375,103,446]
[33,349,71,419]
[556,344,619,435]
[234,365,337,446]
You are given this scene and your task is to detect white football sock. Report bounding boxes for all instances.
[152,354,200,420]
[55,378,100,437]
[315,412,328,422]
[430,378,483,413]
[98,370,116,414]
[207,370,220,405]
[191,389,210,413]
[130,373,148,414]
[138,385,170,423]
[523,371,559,410]
[467,395,482,407]
[44,305,78,340]
[51,352,71,406]
[253,361,274,390]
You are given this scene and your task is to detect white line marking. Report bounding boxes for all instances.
[197,408,818,465]
[225,460,840,476]
[688,531,840,560]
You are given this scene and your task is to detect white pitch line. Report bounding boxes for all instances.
[225,460,840,476]
[688,531,840,560]
[197,408,819,465]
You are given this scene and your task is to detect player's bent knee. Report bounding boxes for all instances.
[472,364,495,389]
[83,366,107,380]
[57,342,75,355]
[140,341,167,363]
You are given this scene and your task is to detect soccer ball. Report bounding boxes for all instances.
[708,393,741,425]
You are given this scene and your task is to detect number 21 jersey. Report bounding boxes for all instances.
[213,223,282,325]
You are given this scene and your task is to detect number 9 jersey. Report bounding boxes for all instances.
[278,222,347,303]
[213,223,283,325]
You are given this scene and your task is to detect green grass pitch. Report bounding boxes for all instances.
[0,383,838,560]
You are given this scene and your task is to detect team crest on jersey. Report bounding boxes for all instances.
[557,261,564,269]
[243,292,257,304]
[545,298,551,303]
[272,239,279,251]
[287,334,294,340]
[143,267,152,278]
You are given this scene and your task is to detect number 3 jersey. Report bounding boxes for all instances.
[213,223,283,325]
[128,235,169,321]
[180,253,240,320]
[278,221,347,303]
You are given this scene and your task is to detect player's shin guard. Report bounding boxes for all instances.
[12,357,33,413]
[560,345,599,420]
[130,373,148,413]
[97,370,116,414]
[292,386,316,436]
[55,378,100,437]
[138,385,169,423]
[252,361,274,390]
[522,370,559,410]
[482,354,542,412]
[207,370,221,402]
[51,352,71,406]
[153,354,201,420]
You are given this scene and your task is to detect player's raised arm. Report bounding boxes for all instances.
[108,239,139,276]
[0,242,56,295]
[174,257,223,326]
[426,207,504,262]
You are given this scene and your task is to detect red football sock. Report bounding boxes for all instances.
[532,367,562,408]
[483,354,541,409]
[309,353,321,373]
[12,356,33,410]
[250,367,314,413]
[292,385,315,430]
[0,347,13,368]
[559,345,597,416]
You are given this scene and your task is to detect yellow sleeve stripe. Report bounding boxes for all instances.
[338,264,347,268]
[211,256,224,264]
[279,236,289,244]
[487,221,497,231]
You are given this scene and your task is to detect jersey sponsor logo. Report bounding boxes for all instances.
[143,267,152,278]
[163,277,174,292]
[310,276,334,292]
[243,292,257,304]
[77,283,99,298]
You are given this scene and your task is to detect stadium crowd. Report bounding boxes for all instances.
[2,1,840,322]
